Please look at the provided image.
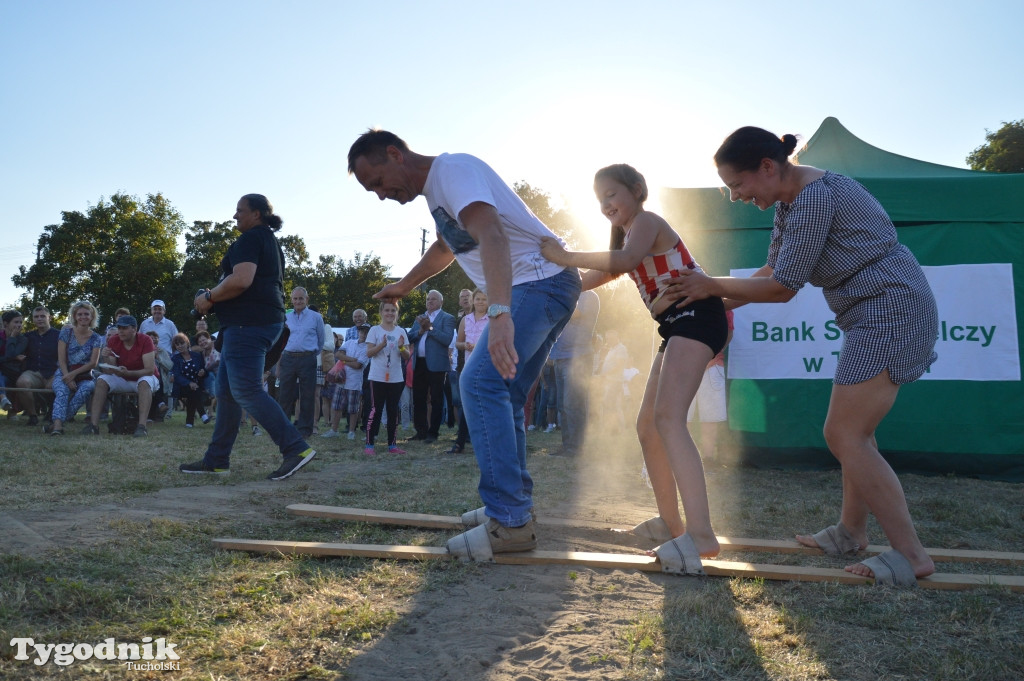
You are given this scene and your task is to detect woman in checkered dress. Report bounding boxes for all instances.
[669,126,938,585]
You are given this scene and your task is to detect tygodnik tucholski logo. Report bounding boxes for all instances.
[9,637,180,669]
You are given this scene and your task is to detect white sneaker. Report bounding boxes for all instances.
[321,429,339,438]
[0,396,12,411]
[347,431,356,440]
[527,424,536,431]
[544,423,557,433]
[252,425,262,436]
[201,414,211,424]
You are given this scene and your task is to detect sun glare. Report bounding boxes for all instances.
[492,90,723,248]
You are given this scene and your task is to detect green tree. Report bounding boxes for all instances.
[163,220,237,331]
[12,193,184,325]
[966,120,1024,173]
[279,233,312,286]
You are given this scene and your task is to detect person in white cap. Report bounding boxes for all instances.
[139,300,178,353]
[139,299,179,408]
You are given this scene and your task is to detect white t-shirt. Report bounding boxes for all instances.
[365,325,409,384]
[423,153,566,290]
[340,339,368,391]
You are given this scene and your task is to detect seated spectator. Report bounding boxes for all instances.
[1,310,28,414]
[81,315,157,437]
[190,318,210,349]
[16,306,60,426]
[145,330,173,418]
[195,330,219,400]
[170,332,209,428]
[47,301,103,435]
[112,307,131,327]
[140,299,178,408]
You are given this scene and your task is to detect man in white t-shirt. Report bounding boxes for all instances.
[349,130,581,560]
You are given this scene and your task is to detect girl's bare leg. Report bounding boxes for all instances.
[635,353,686,537]
[653,337,718,557]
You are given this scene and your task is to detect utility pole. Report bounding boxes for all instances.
[419,228,430,293]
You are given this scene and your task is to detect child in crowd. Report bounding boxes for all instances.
[336,324,370,439]
[170,332,209,428]
[364,302,410,455]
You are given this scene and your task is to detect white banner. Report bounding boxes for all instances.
[727,264,1020,381]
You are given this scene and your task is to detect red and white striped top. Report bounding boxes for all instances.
[627,238,703,311]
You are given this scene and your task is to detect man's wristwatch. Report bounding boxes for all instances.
[487,304,511,319]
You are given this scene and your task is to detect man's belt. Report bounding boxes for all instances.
[282,350,317,355]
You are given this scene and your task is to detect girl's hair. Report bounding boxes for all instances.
[2,310,23,325]
[472,288,486,298]
[172,332,191,348]
[67,300,99,329]
[378,300,399,313]
[195,330,212,341]
[714,126,799,172]
[240,193,284,231]
[594,164,648,251]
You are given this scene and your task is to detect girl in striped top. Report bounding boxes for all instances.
[540,164,729,571]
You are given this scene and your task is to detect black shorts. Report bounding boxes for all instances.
[655,296,728,355]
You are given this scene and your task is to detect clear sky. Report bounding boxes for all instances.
[2,0,1022,310]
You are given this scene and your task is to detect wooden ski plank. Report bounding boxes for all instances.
[288,504,463,529]
[286,504,1024,565]
[211,537,1024,592]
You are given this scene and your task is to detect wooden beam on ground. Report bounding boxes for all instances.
[211,537,1024,592]
[285,504,1024,565]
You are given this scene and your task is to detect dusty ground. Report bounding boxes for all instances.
[1,451,694,680]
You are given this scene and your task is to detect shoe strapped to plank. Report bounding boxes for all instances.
[461,506,488,527]
[447,518,537,562]
[857,549,918,586]
[654,534,706,576]
[631,516,673,543]
[811,522,861,556]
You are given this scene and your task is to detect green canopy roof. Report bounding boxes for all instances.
[794,116,981,178]
[660,117,1024,229]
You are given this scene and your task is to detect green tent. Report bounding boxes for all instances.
[659,117,1024,479]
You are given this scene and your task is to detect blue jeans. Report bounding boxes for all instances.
[553,354,592,453]
[461,268,580,527]
[202,324,309,469]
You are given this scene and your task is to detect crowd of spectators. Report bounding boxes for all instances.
[1,288,659,460]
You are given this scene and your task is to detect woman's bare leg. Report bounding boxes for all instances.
[799,370,934,578]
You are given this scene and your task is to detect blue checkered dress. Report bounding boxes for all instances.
[768,172,938,385]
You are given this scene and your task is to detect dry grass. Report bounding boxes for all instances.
[0,409,1022,680]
